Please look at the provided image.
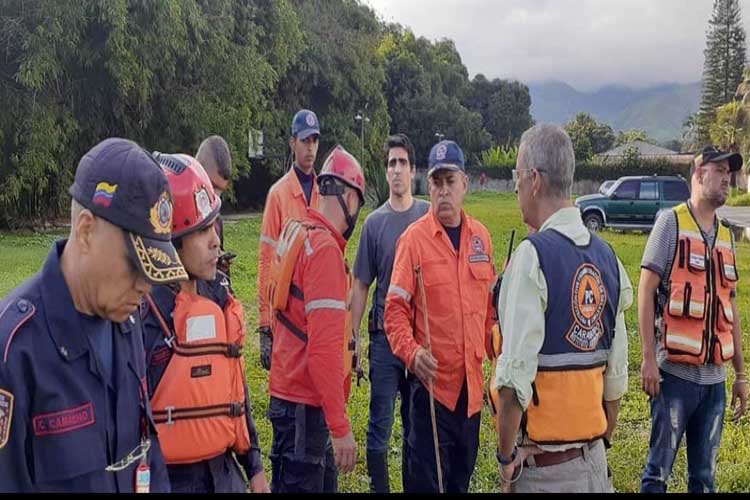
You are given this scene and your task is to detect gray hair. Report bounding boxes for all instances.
[518,123,575,198]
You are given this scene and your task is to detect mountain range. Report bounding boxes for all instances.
[528,81,702,144]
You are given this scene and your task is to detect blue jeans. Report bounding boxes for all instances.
[641,370,726,493]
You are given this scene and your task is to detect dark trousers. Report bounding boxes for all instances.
[167,452,247,493]
[641,370,726,493]
[268,397,337,493]
[405,376,480,493]
[367,331,410,490]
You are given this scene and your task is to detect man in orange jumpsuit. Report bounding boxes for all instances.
[385,140,497,493]
[257,110,322,370]
[267,146,364,493]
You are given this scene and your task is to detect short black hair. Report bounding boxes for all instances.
[384,133,416,169]
[196,135,232,180]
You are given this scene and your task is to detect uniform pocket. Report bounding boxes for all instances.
[685,239,707,274]
[667,282,705,320]
[717,250,738,288]
[713,297,735,364]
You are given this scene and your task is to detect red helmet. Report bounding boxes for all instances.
[318,145,366,203]
[153,152,221,239]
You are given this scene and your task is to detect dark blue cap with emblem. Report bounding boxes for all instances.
[291,109,321,140]
[428,140,465,177]
[69,138,188,285]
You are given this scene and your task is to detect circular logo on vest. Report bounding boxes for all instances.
[566,263,607,351]
[471,235,485,254]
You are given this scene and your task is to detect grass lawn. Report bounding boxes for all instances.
[1,192,749,492]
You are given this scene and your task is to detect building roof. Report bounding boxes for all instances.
[599,140,679,157]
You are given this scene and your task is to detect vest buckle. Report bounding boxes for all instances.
[229,402,243,417]
[165,405,175,425]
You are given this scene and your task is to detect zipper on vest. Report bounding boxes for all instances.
[704,243,715,365]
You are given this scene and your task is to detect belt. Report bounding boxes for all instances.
[523,441,597,468]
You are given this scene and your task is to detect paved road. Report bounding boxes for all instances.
[717,206,750,229]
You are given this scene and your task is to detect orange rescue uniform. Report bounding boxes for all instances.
[258,168,321,329]
[269,208,351,438]
[385,210,497,417]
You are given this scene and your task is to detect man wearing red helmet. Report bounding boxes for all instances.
[267,145,364,493]
[140,153,270,493]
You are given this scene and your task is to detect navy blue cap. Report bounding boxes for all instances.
[291,109,321,140]
[69,138,188,284]
[428,140,465,177]
[696,145,743,172]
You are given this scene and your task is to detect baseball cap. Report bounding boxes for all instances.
[291,109,321,140]
[695,146,743,172]
[69,138,188,285]
[428,140,465,177]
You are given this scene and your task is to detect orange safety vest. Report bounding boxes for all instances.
[146,291,251,464]
[662,203,738,366]
[269,218,355,393]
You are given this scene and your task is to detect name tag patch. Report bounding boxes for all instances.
[191,365,212,378]
[469,254,490,263]
[33,402,95,436]
[186,315,217,342]
[0,388,13,449]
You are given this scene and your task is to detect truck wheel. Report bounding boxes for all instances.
[584,212,603,232]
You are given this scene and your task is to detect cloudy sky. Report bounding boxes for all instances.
[365,0,750,91]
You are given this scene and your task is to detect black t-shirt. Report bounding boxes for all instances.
[294,165,314,206]
[444,223,462,252]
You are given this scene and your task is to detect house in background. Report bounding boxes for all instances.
[597,140,694,165]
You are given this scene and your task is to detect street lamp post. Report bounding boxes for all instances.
[355,111,370,168]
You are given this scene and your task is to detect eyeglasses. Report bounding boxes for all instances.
[512,168,547,183]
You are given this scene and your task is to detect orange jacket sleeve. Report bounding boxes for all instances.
[384,233,421,370]
[257,189,282,329]
[303,242,351,438]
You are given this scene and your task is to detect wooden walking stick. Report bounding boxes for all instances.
[415,265,444,494]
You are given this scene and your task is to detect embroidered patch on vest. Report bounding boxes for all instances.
[0,388,13,449]
[33,402,95,436]
[566,263,607,351]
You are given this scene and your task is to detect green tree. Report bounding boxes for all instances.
[615,128,653,147]
[465,74,533,147]
[564,113,615,162]
[0,0,302,226]
[698,0,747,141]
[379,25,491,165]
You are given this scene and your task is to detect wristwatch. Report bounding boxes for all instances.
[496,446,517,466]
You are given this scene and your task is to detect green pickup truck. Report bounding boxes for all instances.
[574,175,690,232]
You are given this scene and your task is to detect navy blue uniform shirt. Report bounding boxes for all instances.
[0,240,169,492]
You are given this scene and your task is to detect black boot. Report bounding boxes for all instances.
[366,450,390,493]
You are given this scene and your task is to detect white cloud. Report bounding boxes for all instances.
[365,0,750,91]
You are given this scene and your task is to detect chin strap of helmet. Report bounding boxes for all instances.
[320,177,362,240]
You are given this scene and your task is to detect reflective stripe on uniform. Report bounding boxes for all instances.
[722,341,735,359]
[388,284,412,302]
[304,238,314,257]
[260,235,277,248]
[304,299,346,314]
[665,332,702,352]
[537,350,609,369]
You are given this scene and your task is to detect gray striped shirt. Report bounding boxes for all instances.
[641,206,732,385]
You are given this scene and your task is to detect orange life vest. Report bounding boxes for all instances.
[146,291,251,464]
[662,203,738,366]
[269,219,355,393]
